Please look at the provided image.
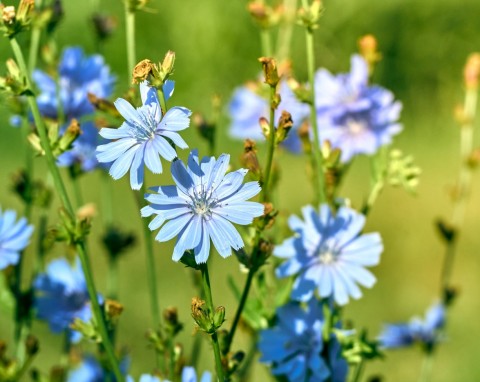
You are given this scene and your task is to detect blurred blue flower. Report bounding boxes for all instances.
[274,204,383,305]
[229,80,309,153]
[33,47,115,120]
[58,121,104,172]
[0,208,34,270]
[68,356,104,382]
[181,366,212,382]
[258,300,348,382]
[34,257,93,343]
[138,375,161,382]
[9,115,22,128]
[96,81,191,190]
[379,302,446,350]
[142,150,264,263]
[315,54,402,162]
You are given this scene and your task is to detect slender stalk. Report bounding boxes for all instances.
[302,0,326,205]
[418,352,434,382]
[101,171,114,226]
[125,7,136,77]
[157,87,168,116]
[9,36,124,382]
[70,173,84,208]
[200,264,225,382]
[107,257,118,300]
[262,86,277,202]
[440,87,477,295]
[260,29,273,57]
[225,270,254,352]
[350,359,365,382]
[276,0,297,61]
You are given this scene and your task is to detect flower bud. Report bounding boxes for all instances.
[297,0,323,30]
[164,306,183,336]
[213,306,226,330]
[132,59,155,84]
[58,119,81,154]
[358,34,381,72]
[105,299,124,322]
[92,13,117,41]
[464,53,480,90]
[160,50,175,80]
[17,0,34,23]
[191,297,213,333]
[467,148,480,168]
[25,335,39,356]
[102,225,136,260]
[276,111,293,144]
[240,139,261,179]
[2,6,16,25]
[258,57,279,87]
[259,117,270,139]
[76,203,97,221]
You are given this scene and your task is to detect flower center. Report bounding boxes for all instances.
[319,250,336,264]
[346,118,365,135]
[189,184,218,220]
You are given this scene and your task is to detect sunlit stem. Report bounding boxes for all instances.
[418,351,434,382]
[200,263,225,382]
[302,0,327,205]
[276,0,298,61]
[262,86,277,202]
[28,0,44,74]
[350,358,365,382]
[125,7,136,77]
[260,29,273,57]
[440,87,478,296]
[9,36,125,382]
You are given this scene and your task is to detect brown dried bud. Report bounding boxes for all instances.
[467,148,480,168]
[358,34,381,73]
[248,2,268,22]
[258,57,279,87]
[105,299,124,320]
[164,306,179,326]
[464,53,480,90]
[25,334,39,356]
[276,111,294,143]
[240,139,261,178]
[92,13,117,41]
[132,59,154,84]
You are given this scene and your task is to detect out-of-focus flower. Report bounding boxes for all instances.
[180,366,212,382]
[315,54,402,162]
[379,303,446,350]
[9,114,22,128]
[34,257,93,343]
[96,81,191,190]
[67,355,104,382]
[0,208,33,270]
[58,121,104,172]
[33,47,115,120]
[142,150,264,263]
[229,80,309,153]
[274,204,383,305]
[258,300,348,382]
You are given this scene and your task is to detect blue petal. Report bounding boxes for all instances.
[155,213,192,243]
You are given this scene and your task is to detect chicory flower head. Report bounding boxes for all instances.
[315,54,402,162]
[0,208,34,270]
[378,302,446,350]
[274,204,383,306]
[67,355,104,382]
[258,300,348,382]
[96,81,191,190]
[141,150,264,263]
[229,80,309,153]
[180,367,212,382]
[33,47,115,120]
[34,257,94,343]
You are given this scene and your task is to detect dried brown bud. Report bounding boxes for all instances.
[464,53,480,90]
[25,334,39,356]
[132,59,154,84]
[467,148,480,168]
[358,34,381,73]
[164,306,179,326]
[258,57,279,87]
[240,139,261,178]
[276,110,294,143]
[92,13,117,40]
[105,299,124,320]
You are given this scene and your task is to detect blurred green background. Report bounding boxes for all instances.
[1,0,480,380]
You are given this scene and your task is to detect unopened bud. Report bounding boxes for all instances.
[132,59,155,84]
[298,0,323,30]
[358,34,381,72]
[259,117,270,138]
[259,57,279,87]
[58,119,81,153]
[92,13,117,41]
[105,299,124,322]
[76,203,97,221]
[161,50,175,79]
[17,0,34,22]
[276,110,293,144]
[240,139,261,178]
[464,53,480,90]
[248,2,268,24]
[164,306,183,336]
[25,334,39,356]
[213,306,226,330]
[435,218,456,243]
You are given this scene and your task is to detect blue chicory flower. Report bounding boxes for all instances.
[9,114,23,128]
[33,46,115,120]
[315,54,402,162]
[258,300,348,382]
[378,302,446,349]
[141,150,264,263]
[0,208,34,270]
[180,367,212,382]
[96,81,191,190]
[68,356,104,382]
[34,257,94,343]
[274,204,383,305]
[229,80,309,153]
[58,121,104,172]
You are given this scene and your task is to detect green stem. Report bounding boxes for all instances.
[157,87,168,116]
[107,257,118,300]
[9,36,124,382]
[302,1,326,205]
[262,86,277,203]
[101,171,114,226]
[350,359,365,382]
[125,8,136,77]
[260,29,273,57]
[225,269,254,353]
[70,173,84,208]
[200,264,225,382]
[418,352,434,382]
[275,0,297,61]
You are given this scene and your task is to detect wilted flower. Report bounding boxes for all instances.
[315,54,402,162]
[378,303,446,350]
[229,80,309,153]
[258,300,348,382]
[96,81,191,190]
[274,204,383,305]
[33,47,115,120]
[141,150,264,263]
[0,208,33,270]
[34,257,94,343]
